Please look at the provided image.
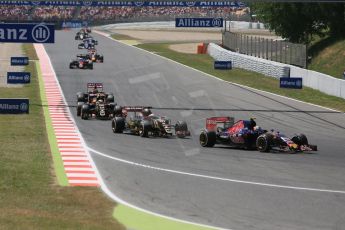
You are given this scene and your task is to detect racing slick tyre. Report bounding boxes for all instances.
[256,135,271,152]
[112,117,125,133]
[139,121,151,138]
[77,102,84,116]
[107,94,114,103]
[113,105,122,117]
[77,92,85,102]
[69,64,73,69]
[291,133,308,146]
[199,130,216,147]
[81,104,89,120]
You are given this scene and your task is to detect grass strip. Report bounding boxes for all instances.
[0,44,124,229]
[114,204,216,230]
[135,43,345,112]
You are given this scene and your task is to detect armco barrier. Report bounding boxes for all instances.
[207,43,290,79]
[207,43,345,99]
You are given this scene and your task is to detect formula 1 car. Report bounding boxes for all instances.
[75,30,90,40]
[77,49,104,63]
[69,57,93,69]
[76,83,116,120]
[78,37,98,49]
[111,106,190,138]
[256,130,317,153]
[199,116,265,149]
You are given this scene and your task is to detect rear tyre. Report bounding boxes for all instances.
[81,104,89,120]
[256,135,270,152]
[112,117,125,133]
[77,92,85,102]
[199,131,216,147]
[107,94,114,103]
[77,102,84,116]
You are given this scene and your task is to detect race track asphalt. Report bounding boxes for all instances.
[44,30,345,230]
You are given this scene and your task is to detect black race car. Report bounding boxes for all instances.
[77,49,103,63]
[69,57,93,69]
[111,106,190,138]
[75,30,90,40]
[77,83,116,120]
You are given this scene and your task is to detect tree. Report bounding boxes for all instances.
[251,3,327,44]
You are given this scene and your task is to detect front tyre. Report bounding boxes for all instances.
[256,135,270,152]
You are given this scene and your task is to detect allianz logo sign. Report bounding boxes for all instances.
[0,102,28,111]
[0,23,54,43]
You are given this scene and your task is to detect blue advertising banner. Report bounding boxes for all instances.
[0,98,29,114]
[61,21,88,28]
[11,57,29,66]
[0,23,54,43]
[214,61,232,70]
[7,72,31,84]
[176,18,223,27]
[0,1,246,7]
[280,77,303,89]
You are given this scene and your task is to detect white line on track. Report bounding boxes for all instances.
[88,146,345,194]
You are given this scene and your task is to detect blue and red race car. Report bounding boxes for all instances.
[199,116,265,149]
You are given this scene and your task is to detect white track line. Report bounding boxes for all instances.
[88,146,345,194]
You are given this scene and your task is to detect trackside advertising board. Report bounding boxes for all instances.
[175,18,223,27]
[11,57,29,66]
[7,72,31,84]
[61,21,88,29]
[214,61,232,70]
[0,98,29,114]
[280,77,303,89]
[0,1,246,7]
[0,23,54,43]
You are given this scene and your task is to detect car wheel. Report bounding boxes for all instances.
[291,133,308,146]
[112,117,125,133]
[81,104,89,120]
[139,121,151,137]
[199,130,216,147]
[77,102,84,116]
[256,135,270,152]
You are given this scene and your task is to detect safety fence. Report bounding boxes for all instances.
[222,31,307,68]
[207,43,345,99]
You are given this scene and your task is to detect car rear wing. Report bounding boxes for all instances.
[87,83,103,92]
[121,106,152,112]
[206,116,235,131]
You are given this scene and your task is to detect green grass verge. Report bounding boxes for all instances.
[0,44,124,229]
[136,43,345,112]
[111,33,137,40]
[308,37,345,79]
[114,205,216,230]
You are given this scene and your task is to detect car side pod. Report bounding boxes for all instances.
[199,130,216,147]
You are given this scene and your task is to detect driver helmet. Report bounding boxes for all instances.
[142,108,152,116]
[98,99,103,103]
[253,126,261,131]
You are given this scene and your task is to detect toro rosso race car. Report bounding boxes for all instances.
[69,57,93,69]
[77,49,103,63]
[199,116,265,149]
[111,106,190,138]
[76,83,116,120]
[256,130,317,153]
